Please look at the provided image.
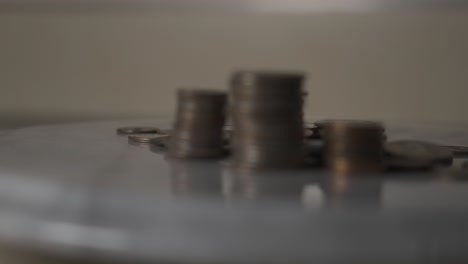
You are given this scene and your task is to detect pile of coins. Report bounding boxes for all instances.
[229,71,305,170]
[116,69,468,177]
[323,121,384,175]
[168,89,227,159]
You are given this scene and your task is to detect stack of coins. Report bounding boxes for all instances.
[229,71,305,170]
[324,121,384,175]
[168,89,227,159]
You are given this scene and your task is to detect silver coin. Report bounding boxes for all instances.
[443,145,468,156]
[170,88,227,160]
[385,140,453,163]
[128,134,167,143]
[149,136,170,149]
[116,126,159,135]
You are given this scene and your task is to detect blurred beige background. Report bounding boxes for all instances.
[0,10,467,128]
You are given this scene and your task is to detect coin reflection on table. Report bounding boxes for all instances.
[168,159,222,198]
[318,175,383,209]
[222,169,313,204]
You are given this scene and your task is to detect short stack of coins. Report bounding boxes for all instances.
[168,89,227,159]
[229,71,305,170]
[323,121,384,175]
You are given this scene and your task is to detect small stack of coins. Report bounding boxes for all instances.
[323,121,384,175]
[229,71,305,170]
[168,89,227,159]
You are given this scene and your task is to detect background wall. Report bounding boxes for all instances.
[0,10,467,128]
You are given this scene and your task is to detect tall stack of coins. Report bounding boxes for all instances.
[168,89,227,159]
[229,71,305,170]
[324,121,384,175]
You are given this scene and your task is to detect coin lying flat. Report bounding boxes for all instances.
[128,134,167,144]
[385,140,453,170]
[149,136,170,148]
[443,145,468,156]
[117,126,159,135]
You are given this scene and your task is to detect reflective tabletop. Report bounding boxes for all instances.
[0,119,467,263]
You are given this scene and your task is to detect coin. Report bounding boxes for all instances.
[169,88,227,160]
[128,134,167,143]
[323,121,384,175]
[385,140,453,165]
[229,70,306,170]
[116,126,159,135]
[443,145,468,156]
[149,136,170,150]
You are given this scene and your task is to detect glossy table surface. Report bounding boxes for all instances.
[0,119,467,263]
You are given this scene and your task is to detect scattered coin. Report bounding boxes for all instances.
[149,135,170,149]
[116,126,159,135]
[128,134,167,144]
[385,140,453,170]
[443,145,468,156]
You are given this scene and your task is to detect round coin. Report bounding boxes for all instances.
[117,126,159,135]
[149,136,169,147]
[443,145,468,156]
[385,140,453,164]
[128,134,167,144]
